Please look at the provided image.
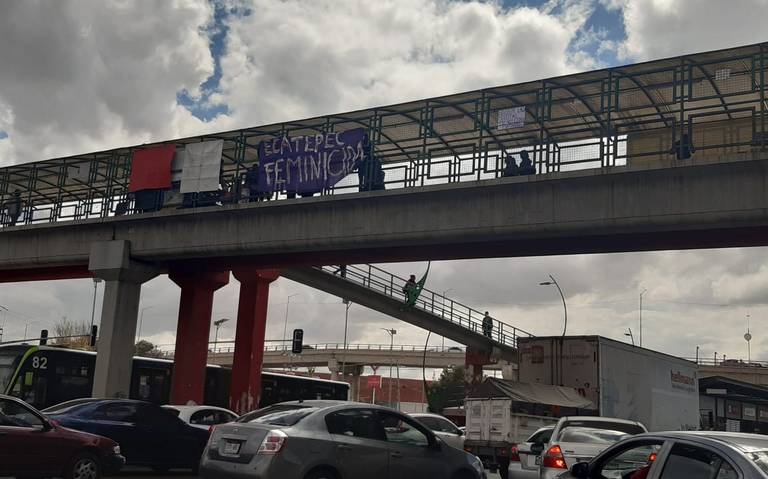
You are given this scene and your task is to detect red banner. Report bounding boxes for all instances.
[129,144,175,192]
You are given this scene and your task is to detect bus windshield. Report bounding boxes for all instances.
[0,351,20,394]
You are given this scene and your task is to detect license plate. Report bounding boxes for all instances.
[223,441,241,455]
[535,456,542,465]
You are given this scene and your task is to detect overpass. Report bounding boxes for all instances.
[206,343,497,370]
[0,42,766,413]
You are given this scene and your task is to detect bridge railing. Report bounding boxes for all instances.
[316,264,533,349]
[202,343,469,355]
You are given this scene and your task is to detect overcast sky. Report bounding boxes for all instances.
[1,0,767,370]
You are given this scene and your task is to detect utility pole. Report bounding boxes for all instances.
[639,289,647,348]
[539,275,567,336]
[382,328,396,407]
[282,294,299,355]
[136,306,153,342]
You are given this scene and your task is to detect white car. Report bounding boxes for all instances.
[509,426,554,479]
[162,405,237,430]
[410,412,465,450]
[538,417,647,479]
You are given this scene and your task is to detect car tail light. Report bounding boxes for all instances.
[542,445,567,469]
[510,445,521,462]
[257,430,287,455]
[208,425,216,434]
[648,452,657,462]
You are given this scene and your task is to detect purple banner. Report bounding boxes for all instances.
[257,128,367,194]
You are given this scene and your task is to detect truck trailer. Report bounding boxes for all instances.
[517,335,700,431]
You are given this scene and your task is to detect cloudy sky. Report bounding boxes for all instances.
[1,0,767,371]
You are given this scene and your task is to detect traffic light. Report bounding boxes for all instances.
[90,325,98,347]
[291,328,304,354]
[39,329,48,346]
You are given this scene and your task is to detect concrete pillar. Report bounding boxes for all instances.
[89,240,158,399]
[346,364,364,402]
[229,268,280,415]
[168,269,230,405]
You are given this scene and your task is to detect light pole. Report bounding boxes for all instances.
[382,328,396,407]
[624,328,635,346]
[23,320,41,340]
[639,288,647,348]
[441,289,453,350]
[282,294,299,354]
[745,314,752,364]
[213,318,230,353]
[90,278,103,330]
[539,275,567,336]
[136,306,153,342]
[341,299,351,378]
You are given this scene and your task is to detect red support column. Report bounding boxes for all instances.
[465,346,491,386]
[230,268,280,415]
[169,269,230,405]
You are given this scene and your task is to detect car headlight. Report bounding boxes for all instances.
[113,445,121,455]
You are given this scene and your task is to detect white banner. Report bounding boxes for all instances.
[496,106,526,130]
[180,139,224,193]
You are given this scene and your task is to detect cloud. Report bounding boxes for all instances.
[215,0,596,128]
[0,0,217,165]
[610,0,768,61]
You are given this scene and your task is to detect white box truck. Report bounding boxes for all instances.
[517,335,700,432]
[463,378,596,478]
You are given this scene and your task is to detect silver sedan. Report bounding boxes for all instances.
[558,431,768,479]
[200,400,486,479]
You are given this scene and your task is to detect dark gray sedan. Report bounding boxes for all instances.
[559,431,768,479]
[199,400,486,479]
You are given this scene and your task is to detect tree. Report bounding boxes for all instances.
[426,366,466,414]
[134,340,165,358]
[51,317,91,350]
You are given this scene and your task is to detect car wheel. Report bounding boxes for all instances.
[65,452,101,479]
[304,468,340,479]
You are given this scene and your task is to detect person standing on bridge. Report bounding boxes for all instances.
[3,189,22,226]
[482,311,494,339]
[403,275,418,303]
[518,150,535,176]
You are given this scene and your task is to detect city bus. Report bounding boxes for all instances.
[0,344,349,411]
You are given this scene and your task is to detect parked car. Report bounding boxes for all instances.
[537,417,647,479]
[163,405,238,430]
[200,400,487,479]
[508,426,554,479]
[410,412,465,449]
[0,394,125,479]
[559,431,768,479]
[46,398,209,473]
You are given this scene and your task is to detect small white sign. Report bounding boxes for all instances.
[715,68,731,81]
[496,106,526,130]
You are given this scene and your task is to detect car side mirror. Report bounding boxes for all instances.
[570,462,590,478]
[530,442,545,455]
[458,429,464,436]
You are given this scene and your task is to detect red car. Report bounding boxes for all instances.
[0,394,124,479]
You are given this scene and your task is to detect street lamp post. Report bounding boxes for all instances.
[213,318,230,353]
[282,294,299,355]
[23,320,41,340]
[639,289,647,348]
[539,275,567,336]
[136,306,153,342]
[90,278,103,330]
[382,328,397,407]
[341,300,351,379]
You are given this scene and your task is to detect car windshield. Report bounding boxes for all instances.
[560,420,645,437]
[237,405,316,426]
[559,427,629,444]
[0,352,19,394]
